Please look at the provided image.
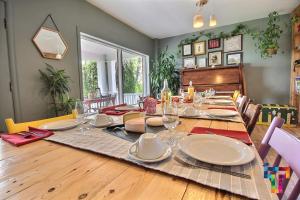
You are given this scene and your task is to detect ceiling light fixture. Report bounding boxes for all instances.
[193,0,217,29]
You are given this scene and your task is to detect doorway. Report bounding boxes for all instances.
[0,1,14,131]
[80,33,149,109]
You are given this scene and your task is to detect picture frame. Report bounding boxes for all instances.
[208,38,221,49]
[193,41,206,55]
[182,44,192,56]
[208,51,222,66]
[183,57,196,68]
[223,34,243,52]
[196,57,207,68]
[226,52,243,66]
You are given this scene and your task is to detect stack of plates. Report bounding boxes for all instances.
[178,134,255,166]
[206,109,238,118]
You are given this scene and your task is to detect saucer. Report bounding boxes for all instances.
[89,119,113,128]
[128,144,172,163]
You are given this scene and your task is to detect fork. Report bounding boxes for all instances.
[173,156,251,179]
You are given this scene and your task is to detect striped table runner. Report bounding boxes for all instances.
[45,128,276,200]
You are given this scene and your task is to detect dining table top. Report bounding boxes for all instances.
[0,105,270,200]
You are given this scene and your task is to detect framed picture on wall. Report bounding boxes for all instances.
[208,38,221,49]
[183,57,196,68]
[208,51,222,66]
[223,34,243,52]
[226,52,243,65]
[196,57,207,68]
[193,41,206,55]
[182,44,192,56]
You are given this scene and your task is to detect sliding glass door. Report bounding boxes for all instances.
[122,51,144,105]
[80,33,149,107]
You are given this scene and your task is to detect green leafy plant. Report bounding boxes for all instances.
[252,11,283,58]
[177,11,285,59]
[82,61,98,98]
[123,57,143,93]
[39,63,75,116]
[150,47,179,97]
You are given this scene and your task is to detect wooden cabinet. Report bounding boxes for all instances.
[180,65,245,95]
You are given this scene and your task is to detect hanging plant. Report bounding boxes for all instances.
[252,11,283,58]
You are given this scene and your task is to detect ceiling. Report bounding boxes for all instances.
[87,0,299,39]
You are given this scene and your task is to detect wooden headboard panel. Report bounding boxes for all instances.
[180,65,245,95]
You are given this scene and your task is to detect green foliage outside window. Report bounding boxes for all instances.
[82,61,98,98]
[123,57,143,93]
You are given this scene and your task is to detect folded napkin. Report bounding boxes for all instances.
[190,127,252,145]
[208,107,237,111]
[1,127,54,147]
[101,103,127,113]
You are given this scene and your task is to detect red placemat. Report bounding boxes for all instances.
[208,107,237,111]
[1,127,54,147]
[190,127,252,145]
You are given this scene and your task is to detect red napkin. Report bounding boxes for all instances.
[104,110,127,116]
[190,127,252,145]
[1,127,54,147]
[208,107,237,111]
[101,103,127,113]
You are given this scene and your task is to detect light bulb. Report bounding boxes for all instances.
[193,14,204,28]
[209,15,217,27]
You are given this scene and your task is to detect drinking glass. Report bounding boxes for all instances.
[162,103,179,147]
[75,100,89,133]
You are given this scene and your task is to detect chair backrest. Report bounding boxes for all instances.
[262,127,300,200]
[237,96,249,114]
[258,117,285,159]
[5,111,76,134]
[243,103,262,135]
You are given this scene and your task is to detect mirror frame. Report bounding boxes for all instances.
[32,27,68,60]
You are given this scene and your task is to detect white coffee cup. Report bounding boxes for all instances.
[92,114,113,127]
[130,133,166,160]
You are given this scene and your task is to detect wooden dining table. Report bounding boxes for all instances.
[0,107,271,199]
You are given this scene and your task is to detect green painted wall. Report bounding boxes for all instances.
[6,0,154,122]
[158,15,292,104]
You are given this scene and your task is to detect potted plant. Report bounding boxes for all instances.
[150,47,180,98]
[39,63,75,116]
[253,11,283,58]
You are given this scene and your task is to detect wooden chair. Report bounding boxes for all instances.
[236,95,249,115]
[5,111,76,134]
[258,126,300,200]
[243,103,262,135]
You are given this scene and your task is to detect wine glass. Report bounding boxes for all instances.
[162,103,179,147]
[75,100,89,133]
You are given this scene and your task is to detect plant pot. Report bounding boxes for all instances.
[266,48,278,56]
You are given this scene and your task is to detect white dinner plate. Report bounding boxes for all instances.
[206,109,238,118]
[178,134,255,166]
[211,99,233,105]
[39,119,80,131]
[89,120,113,128]
[128,144,172,163]
[115,105,140,111]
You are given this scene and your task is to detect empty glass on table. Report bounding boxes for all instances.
[162,103,180,147]
[75,100,90,133]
